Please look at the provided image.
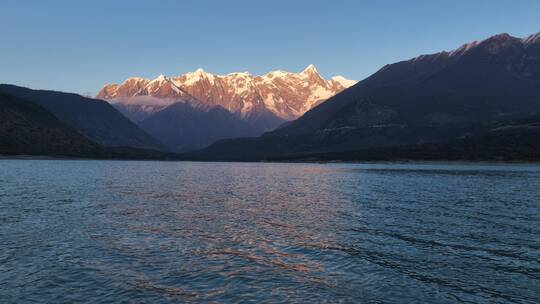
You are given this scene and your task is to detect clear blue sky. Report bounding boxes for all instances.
[2,0,540,95]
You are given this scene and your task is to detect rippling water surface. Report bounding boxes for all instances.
[1,160,539,303]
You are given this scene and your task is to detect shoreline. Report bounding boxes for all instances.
[1,154,540,165]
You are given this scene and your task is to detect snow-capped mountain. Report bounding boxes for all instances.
[96,65,356,126]
[191,31,540,160]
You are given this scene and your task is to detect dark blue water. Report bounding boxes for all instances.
[1,160,539,303]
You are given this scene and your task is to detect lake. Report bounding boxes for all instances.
[0,160,539,303]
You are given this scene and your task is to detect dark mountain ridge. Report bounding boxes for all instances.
[0,93,103,156]
[0,92,188,159]
[192,31,540,161]
[270,32,540,138]
[0,84,161,150]
[187,114,540,162]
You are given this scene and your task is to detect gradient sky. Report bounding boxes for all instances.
[2,0,540,95]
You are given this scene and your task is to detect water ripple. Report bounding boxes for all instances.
[1,160,539,303]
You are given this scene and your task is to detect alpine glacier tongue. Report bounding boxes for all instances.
[96,65,357,124]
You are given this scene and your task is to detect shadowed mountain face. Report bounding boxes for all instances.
[139,102,262,152]
[188,111,540,162]
[272,115,540,162]
[0,85,161,150]
[0,94,103,156]
[192,31,540,160]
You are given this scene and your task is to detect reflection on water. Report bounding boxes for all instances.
[1,161,539,303]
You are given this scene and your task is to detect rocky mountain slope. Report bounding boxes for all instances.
[0,85,161,150]
[191,31,540,160]
[97,65,356,130]
[0,93,103,156]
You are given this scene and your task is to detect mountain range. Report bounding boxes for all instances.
[0,84,161,150]
[96,65,356,151]
[2,31,540,161]
[97,65,356,126]
[0,93,103,157]
[0,88,184,159]
[190,31,540,161]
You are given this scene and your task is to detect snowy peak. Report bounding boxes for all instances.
[177,68,216,86]
[155,74,167,81]
[301,64,319,75]
[122,77,149,85]
[191,68,209,78]
[331,76,357,88]
[298,64,326,86]
[96,77,150,100]
[407,31,540,63]
[523,31,540,45]
[97,66,357,121]
[138,74,191,99]
[448,40,481,57]
[449,32,534,57]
